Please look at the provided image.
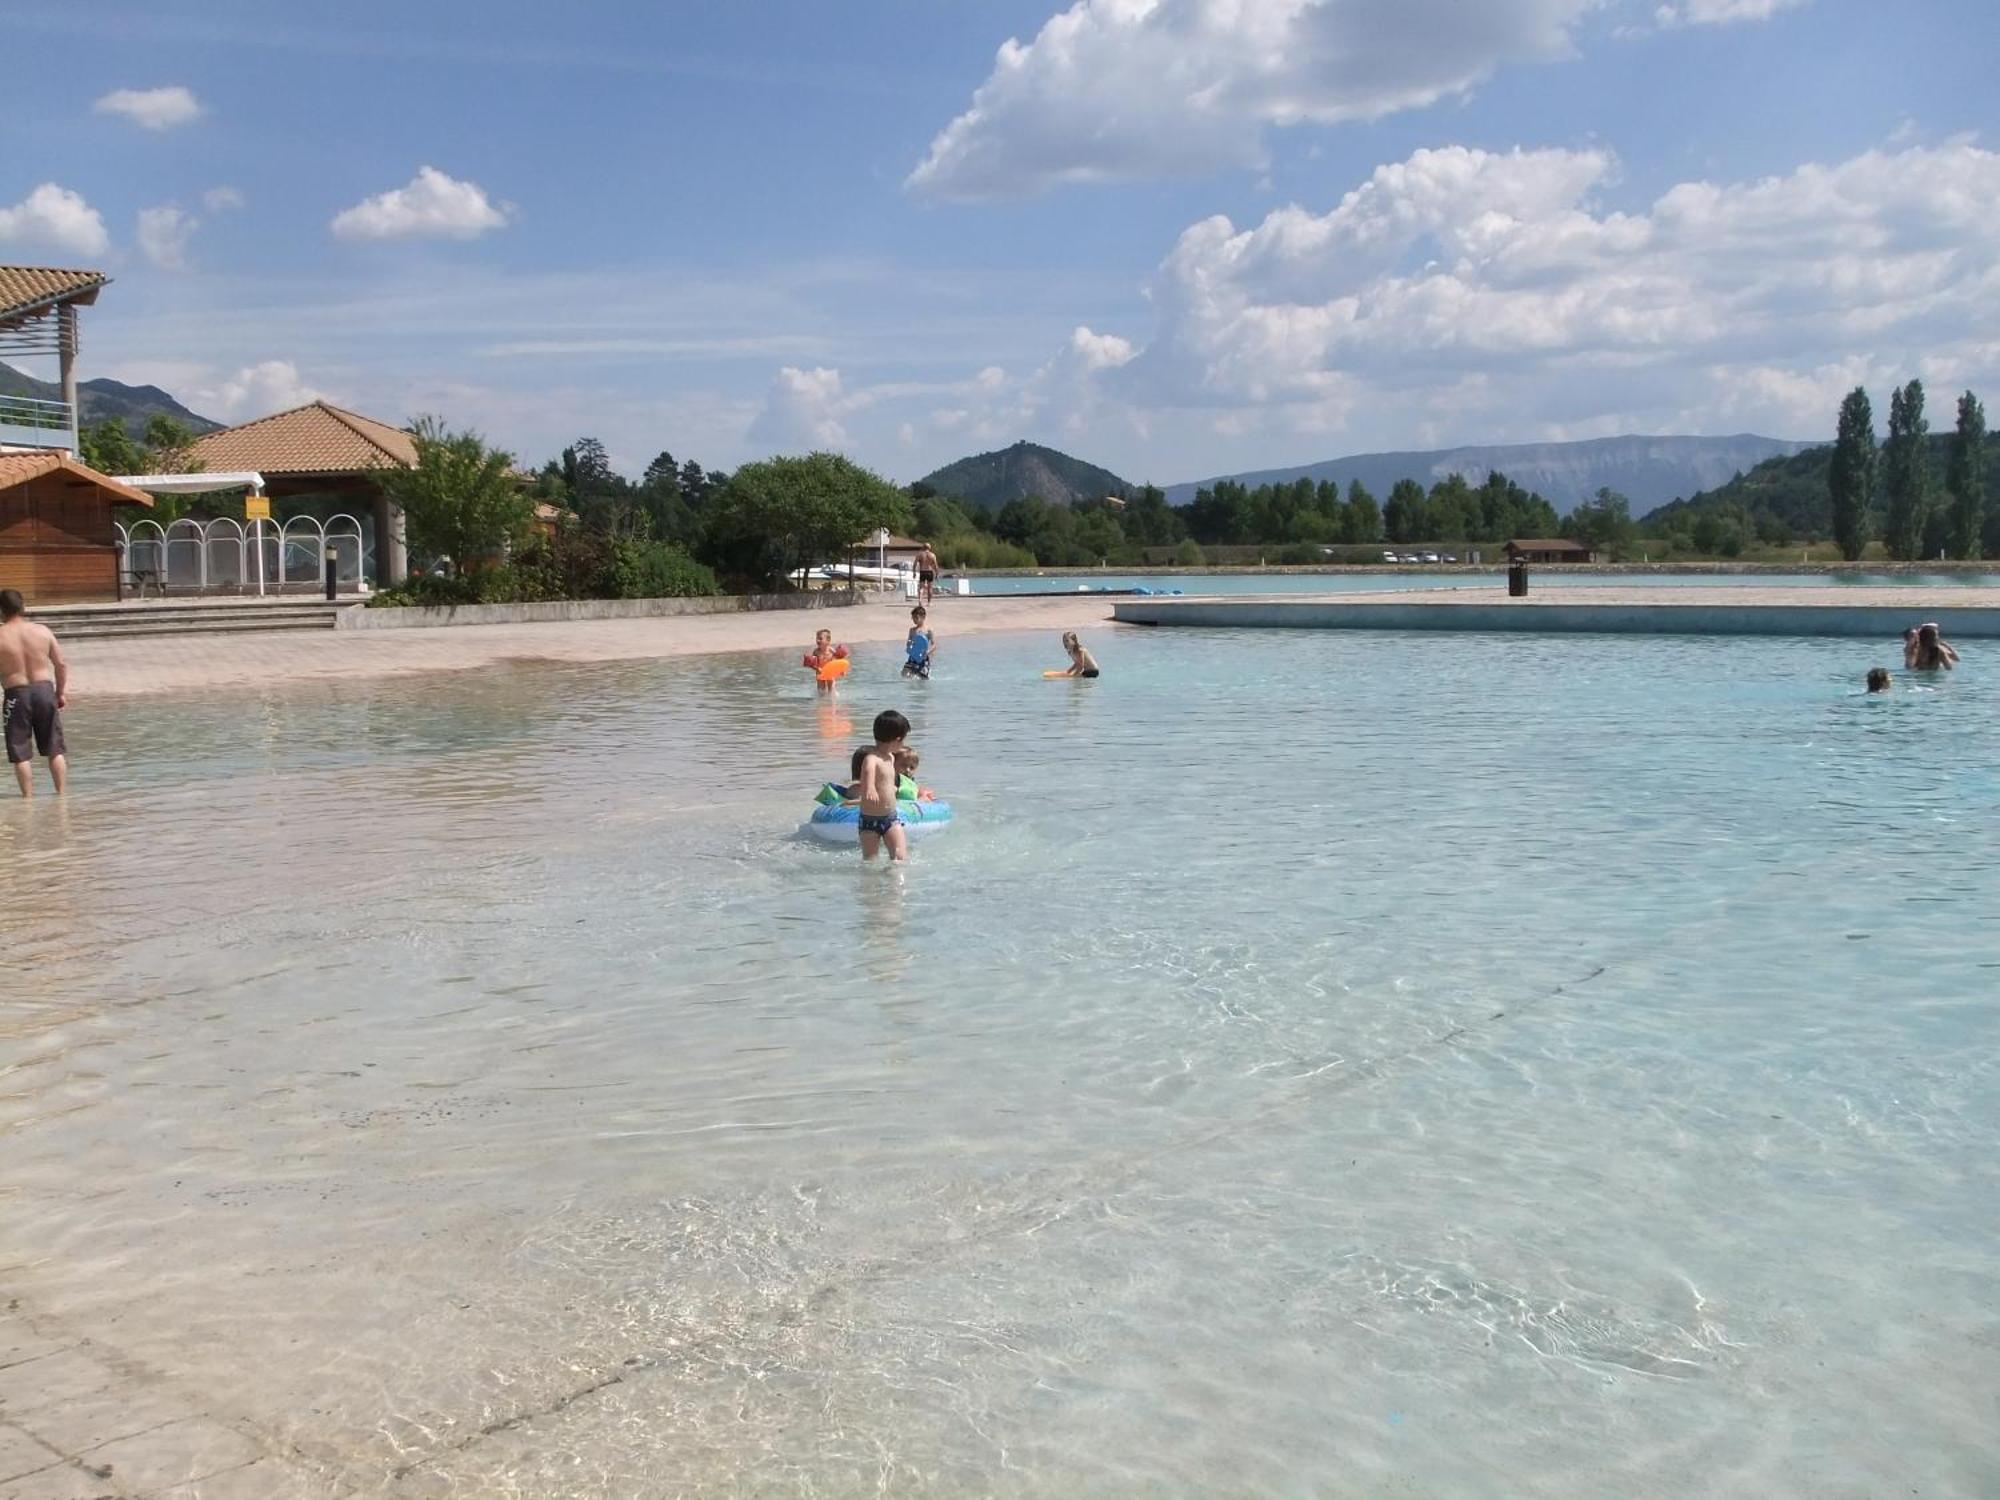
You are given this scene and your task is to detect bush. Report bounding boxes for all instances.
[609,539,719,598]
[1277,542,1326,564]
[366,573,481,608]
[1173,539,1206,566]
[933,534,1037,569]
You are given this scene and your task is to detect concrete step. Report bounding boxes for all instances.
[55,608,346,641]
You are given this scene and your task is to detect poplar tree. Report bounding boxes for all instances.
[1946,390,1987,560]
[1829,387,1875,562]
[1882,379,1931,560]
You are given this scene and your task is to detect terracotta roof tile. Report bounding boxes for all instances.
[0,266,108,323]
[186,401,417,476]
[0,450,154,505]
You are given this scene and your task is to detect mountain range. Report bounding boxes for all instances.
[0,360,220,440]
[1161,434,1817,516]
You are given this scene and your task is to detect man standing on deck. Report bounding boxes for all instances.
[0,589,69,798]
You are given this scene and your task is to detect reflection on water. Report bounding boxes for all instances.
[1,630,1997,1496]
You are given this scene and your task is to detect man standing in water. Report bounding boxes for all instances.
[0,589,69,798]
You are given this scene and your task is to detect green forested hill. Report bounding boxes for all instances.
[1648,434,2000,556]
[0,360,220,439]
[918,440,1132,510]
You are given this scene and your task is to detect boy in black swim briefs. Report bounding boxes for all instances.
[856,709,911,862]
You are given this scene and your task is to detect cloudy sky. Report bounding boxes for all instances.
[3,0,1995,484]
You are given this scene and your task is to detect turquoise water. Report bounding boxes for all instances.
[964,569,2000,594]
[3,629,1996,1495]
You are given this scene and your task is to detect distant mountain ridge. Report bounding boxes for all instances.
[0,360,220,440]
[1164,434,1817,516]
[920,440,1133,510]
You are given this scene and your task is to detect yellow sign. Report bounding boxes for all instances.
[244,495,271,521]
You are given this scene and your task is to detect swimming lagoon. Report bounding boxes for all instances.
[3,626,1996,1495]
[964,568,2000,595]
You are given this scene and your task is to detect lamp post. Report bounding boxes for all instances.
[324,545,338,601]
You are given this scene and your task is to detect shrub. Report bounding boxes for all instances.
[609,539,719,598]
[933,535,1037,569]
[1277,542,1325,565]
[1173,539,1206,566]
[366,573,481,608]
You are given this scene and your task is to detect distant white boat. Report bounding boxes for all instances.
[792,562,913,588]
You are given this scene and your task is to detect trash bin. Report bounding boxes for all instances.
[1508,557,1529,597]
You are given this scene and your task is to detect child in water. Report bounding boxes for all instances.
[855,710,911,862]
[804,628,849,695]
[1903,623,1959,671]
[903,607,935,679]
[893,747,935,801]
[1055,631,1101,678]
[1866,667,1892,693]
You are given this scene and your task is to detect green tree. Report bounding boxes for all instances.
[1565,487,1637,556]
[79,419,144,475]
[1829,387,1876,561]
[1882,379,1931,560]
[1382,479,1427,543]
[1346,480,1382,543]
[380,416,534,576]
[1946,390,1987,560]
[704,451,911,589]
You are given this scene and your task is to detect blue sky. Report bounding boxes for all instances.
[3,0,1996,485]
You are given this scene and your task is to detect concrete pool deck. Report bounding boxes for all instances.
[1111,584,2000,637]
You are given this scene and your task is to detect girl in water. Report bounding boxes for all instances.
[1053,632,1100,678]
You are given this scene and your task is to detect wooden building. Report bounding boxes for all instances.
[1503,538,1598,565]
[0,451,154,603]
[187,401,414,585]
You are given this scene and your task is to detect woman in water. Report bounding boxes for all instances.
[1903,623,1959,671]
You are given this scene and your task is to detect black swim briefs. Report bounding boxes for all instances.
[3,681,63,764]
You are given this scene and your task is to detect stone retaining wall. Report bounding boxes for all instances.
[339,592,862,631]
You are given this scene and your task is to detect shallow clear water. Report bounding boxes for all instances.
[3,630,1997,1496]
[965,569,2000,594]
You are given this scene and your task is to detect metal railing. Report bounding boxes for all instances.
[117,514,373,594]
[0,393,75,450]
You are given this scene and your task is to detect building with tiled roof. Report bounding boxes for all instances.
[0,450,154,604]
[0,265,109,459]
[186,401,414,583]
[186,400,418,477]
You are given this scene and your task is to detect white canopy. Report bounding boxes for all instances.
[112,470,265,494]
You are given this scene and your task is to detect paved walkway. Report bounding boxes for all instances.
[0,1308,334,1499]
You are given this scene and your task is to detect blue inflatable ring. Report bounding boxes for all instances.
[804,799,955,844]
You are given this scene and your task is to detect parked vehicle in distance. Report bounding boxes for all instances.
[1421,552,1441,564]
[1381,550,1400,563]
[1442,553,1458,563]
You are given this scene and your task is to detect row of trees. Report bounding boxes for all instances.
[1830,381,1987,561]
[894,469,1579,568]
[379,421,912,602]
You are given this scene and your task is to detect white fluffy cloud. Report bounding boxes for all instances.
[136,205,198,270]
[747,366,857,451]
[196,360,328,420]
[330,167,511,242]
[202,186,245,212]
[909,0,1598,199]
[94,85,202,130]
[0,184,110,257]
[1654,0,1808,25]
[1107,140,2000,440]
